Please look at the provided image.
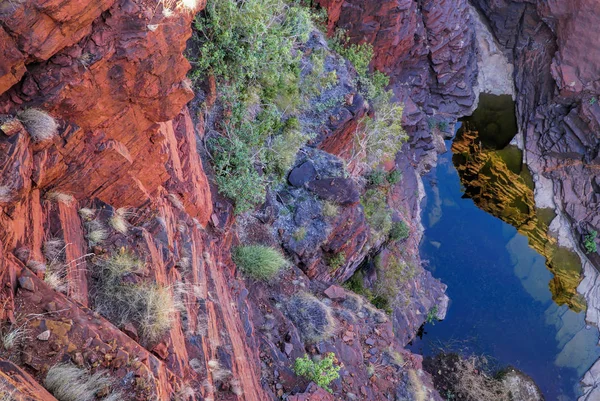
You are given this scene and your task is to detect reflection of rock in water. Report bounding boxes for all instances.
[452,128,585,312]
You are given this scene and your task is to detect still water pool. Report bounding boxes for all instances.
[408,96,600,401]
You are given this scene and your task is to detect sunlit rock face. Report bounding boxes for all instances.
[451,95,585,312]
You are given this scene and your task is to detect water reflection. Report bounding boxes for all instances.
[410,94,600,400]
[453,95,584,311]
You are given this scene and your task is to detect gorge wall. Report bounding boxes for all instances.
[1,0,599,399]
[0,0,449,399]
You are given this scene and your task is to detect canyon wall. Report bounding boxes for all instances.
[0,0,448,399]
[467,1,600,398]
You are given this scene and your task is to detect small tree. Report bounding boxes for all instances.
[294,353,341,393]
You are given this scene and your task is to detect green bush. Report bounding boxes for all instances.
[190,0,315,213]
[389,221,409,242]
[426,305,439,325]
[361,189,392,240]
[373,254,417,312]
[585,230,597,254]
[366,169,386,187]
[387,170,402,185]
[294,353,341,393]
[329,30,390,103]
[326,252,346,271]
[233,245,288,280]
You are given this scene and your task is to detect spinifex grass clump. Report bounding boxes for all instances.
[93,250,176,344]
[232,245,288,280]
[285,292,335,343]
[44,364,121,401]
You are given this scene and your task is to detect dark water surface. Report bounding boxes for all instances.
[409,96,600,401]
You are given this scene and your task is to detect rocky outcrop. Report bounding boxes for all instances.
[317,0,479,170]
[0,0,209,217]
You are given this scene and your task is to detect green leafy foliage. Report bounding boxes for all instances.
[386,170,402,185]
[326,252,346,271]
[361,189,392,241]
[389,221,409,242]
[329,30,389,103]
[294,353,341,393]
[426,305,439,325]
[584,230,598,254]
[189,0,315,213]
[366,169,386,187]
[233,245,288,280]
[373,254,416,311]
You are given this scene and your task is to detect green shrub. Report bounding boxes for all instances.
[329,30,389,103]
[285,292,335,343]
[266,118,311,178]
[387,170,402,185]
[389,221,409,242]
[361,189,392,240]
[343,270,391,314]
[366,169,386,187]
[326,252,346,271]
[294,353,341,393]
[233,245,288,280]
[373,254,417,311]
[426,305,439,325]
[190,0,315,213]
[585,230,597,254]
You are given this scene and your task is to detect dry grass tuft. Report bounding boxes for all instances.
[0,381,16,401]
[44,363,120,401]
[425,353,509,401]
[172,384,195,401]
[78,208,96,220]
[322,201,339,218]
[85,220,108,246]
[26,260,46,273]
[17,108,59,143]
[208,359,232,382]
[94,250,176,344]
[108,208,130,234]
[45,191,75,206]
[43,238,65,262]
[168,193,185,211]
[44,268,68,293]
[285,292,336,343]
[2,325,27,350]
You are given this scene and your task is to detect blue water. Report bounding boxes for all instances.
[409,139,600,401]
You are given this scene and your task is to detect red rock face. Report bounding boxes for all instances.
[0,0,210,219]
